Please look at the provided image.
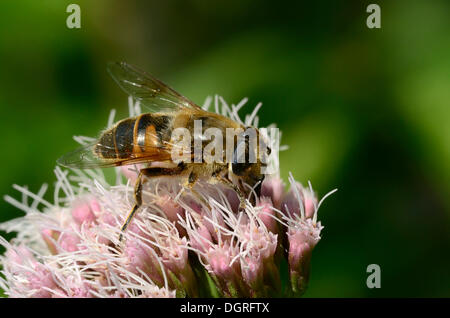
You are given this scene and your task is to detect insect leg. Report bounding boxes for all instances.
[215,175,247,209]
[119,166,185,241]
[182,171,211,209]
[119,171,144,242]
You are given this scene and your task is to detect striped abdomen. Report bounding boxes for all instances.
[95,113,172,160]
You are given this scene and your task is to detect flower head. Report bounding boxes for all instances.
[0,95,336,298]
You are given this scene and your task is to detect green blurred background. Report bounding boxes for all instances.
[0,0,449,297]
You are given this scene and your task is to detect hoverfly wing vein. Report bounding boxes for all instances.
[107,61,202,113]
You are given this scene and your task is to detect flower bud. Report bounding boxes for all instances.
[282,181,318,219]
[123,239,165,287]
[155,195,186,236]
[222,188,240,213]
[55,276,92,298]
[4,246,58,297]
[71,198,98,226]
[41,229,59,255]
[240,254,264,293]
[256,197,278,233]
[261,177,285,210]
[189,223,214,253]
[287,222,322,296]
[58,232,81,252]
[205,243,247,297]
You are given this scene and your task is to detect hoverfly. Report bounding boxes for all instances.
[58,62,269,240]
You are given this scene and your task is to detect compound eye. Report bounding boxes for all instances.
[232,162,248,176]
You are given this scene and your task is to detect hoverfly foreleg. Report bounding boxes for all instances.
[119,166,185,242]
[215,175,247,210]
[181,171,211,209]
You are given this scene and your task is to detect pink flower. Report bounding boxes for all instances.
[1,243,58,298]
[281,181,318,219]
[255,196,278,234]
[281,173,337,295]
[71,198,99,226]
[261,177,284,210]
[0,96,336,298]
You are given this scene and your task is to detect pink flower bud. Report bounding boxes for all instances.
[139,287,176,298]
[5,246,33,266]
[303,188,318,219]
[256,197,278,233]
[282,182,318,220]
[207,245,241,282]
[222,188,240,213]
[261,177,285,210]
[71,199,98,226]
[159,236,197,296]
[287,223,321,296]
[56,276,93,298]
[201,207,228,243]
[155,195,184,222]
[160,238,188,274]
[41,229,59,255]
[28,264,59,297]
[288,231,316,270]
[189,223,214,253]
[123,240,165,287]
[241,254,264,290]
[58,232,81,252]
[5,246,58,298]
[155,195,186,236]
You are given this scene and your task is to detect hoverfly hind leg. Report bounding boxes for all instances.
[119,204,139,242]
[119,170,145,242]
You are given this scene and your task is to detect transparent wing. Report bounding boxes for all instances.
[107,62,202,113]
[57,142,121,169]
[57,140,174,169]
